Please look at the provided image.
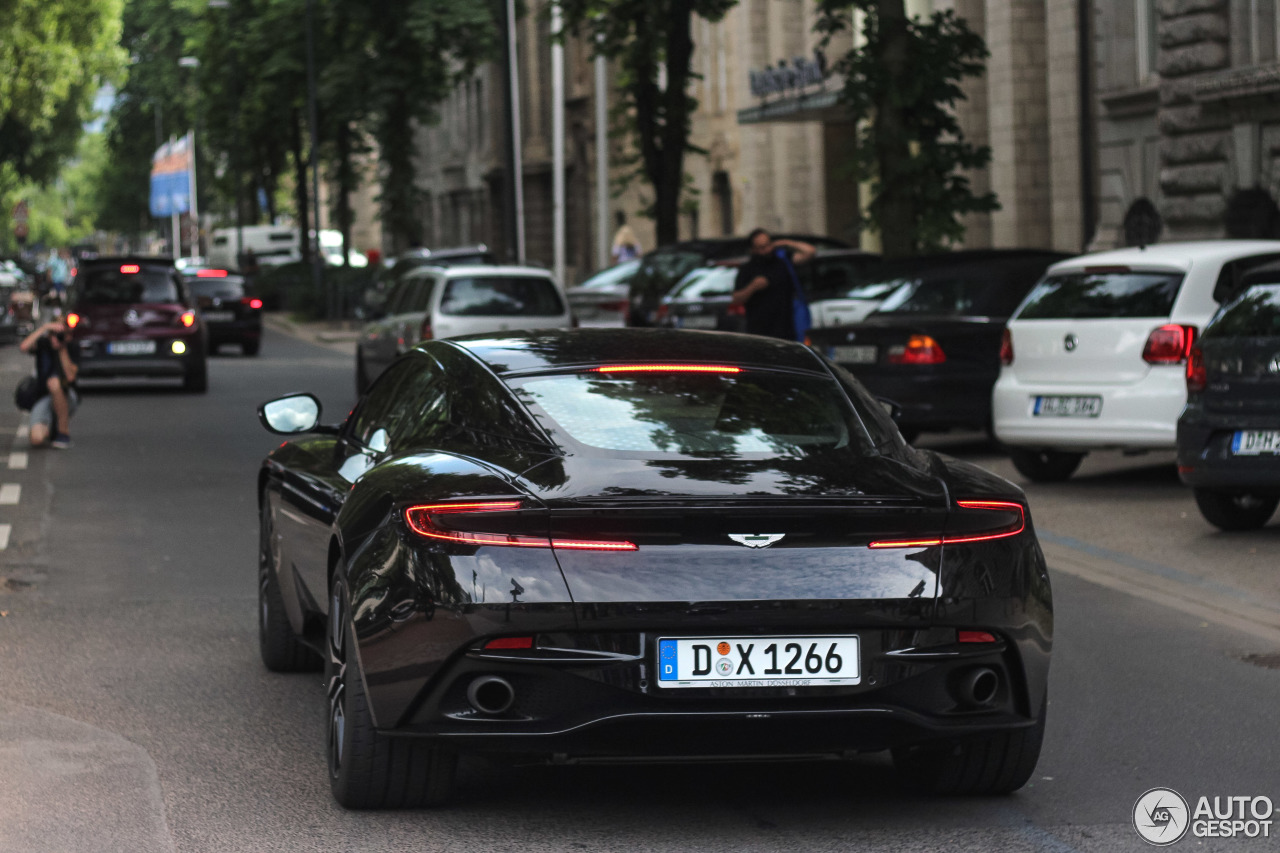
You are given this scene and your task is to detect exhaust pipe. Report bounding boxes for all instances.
[955,667,1000,707]
[467,675,515,715]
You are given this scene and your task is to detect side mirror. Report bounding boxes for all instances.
[367,428,389,454]
[259,393,322,434]
[876,397,904,423]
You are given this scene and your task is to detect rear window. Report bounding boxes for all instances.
[510,370,871,457]
[873,276,988,315]
[440,276,563,316]
[1203,285,1280,338]
[669,267,736,299]
[78,267,180,304]
[1017,271,1183,319]
[187,278,245,300]
[807,257,888,301]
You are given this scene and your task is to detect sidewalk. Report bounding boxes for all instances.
[261,312,361,356]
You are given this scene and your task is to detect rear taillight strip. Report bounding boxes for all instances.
[404,501,637,552]
[868,500,1025,549]
[592,364,742,374]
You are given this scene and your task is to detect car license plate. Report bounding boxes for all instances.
[679,314,717,329]
[1231,430,1280,455]
[202,311,234,322]
[1033,395,1101,417]
[106,340,156,356]
[656,636,860,688]
[830,345,877,365]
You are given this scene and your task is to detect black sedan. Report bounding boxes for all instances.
[184,268,262,355]
[1178,277,1280,529]
[807,250,1068,440]
[256,329,1052,808]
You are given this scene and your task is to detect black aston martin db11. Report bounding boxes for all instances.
[256,329,1052,808]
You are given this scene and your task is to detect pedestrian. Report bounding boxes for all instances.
[611,221,642,265]
[19,316,80,449]
[731,228,816,341]
[47,249,70,299]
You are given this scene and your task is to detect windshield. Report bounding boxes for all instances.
[510,370,871,458]
[578,259,640,290]
[187,278,246,300]
[440,276,564,316]
[1204,284,1280,338]
[669,267,737,299]
[1017,271,1184,319]
[78,268,180,304]
[807,257,887,301]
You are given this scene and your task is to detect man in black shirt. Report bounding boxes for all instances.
[20,318,80,448]
[731,228,816,340]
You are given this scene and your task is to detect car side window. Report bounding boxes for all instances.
[389,355,452,451]
[408,273,437,313]
[1212,254,1280,304]
[348,359,419,450]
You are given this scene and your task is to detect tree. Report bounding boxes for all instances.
[816,0,997,258]
[0,0,125,199]
[557,0,736,247]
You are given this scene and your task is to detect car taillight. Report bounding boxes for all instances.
[120,264,140,274]
[868,499,1025,549]
[1000,328,1013,366]
[1142,324,1195,364]
[242,297,263,310]
[1186,345,1207,392]
[484,636,534,650]
[886,334,946,365]
[178,310,196,328]
[66,313,81,329]
[726,303,745,317]
[418,317,433,341]
[958,630,998,643]
[197,269,228,278]
[404,500,636,551]
[656,304,670,321]
[592,364,742,374]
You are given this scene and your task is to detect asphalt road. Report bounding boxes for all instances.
[1,328,1278,852]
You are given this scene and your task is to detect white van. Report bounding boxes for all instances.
[208,225,301,271]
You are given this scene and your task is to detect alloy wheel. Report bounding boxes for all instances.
[327,587,347,778]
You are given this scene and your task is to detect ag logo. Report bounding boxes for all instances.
[1268,353,1280,374]
[123,309,142,327]
[1064,333,1079,352]
[728,533,785,548]
[1133,787,1190,846]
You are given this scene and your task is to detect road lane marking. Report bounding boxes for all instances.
[0,524,9,550]
[8,452,28,470]
[0,484,19,505]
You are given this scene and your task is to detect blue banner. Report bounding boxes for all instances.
[149,136,193,217]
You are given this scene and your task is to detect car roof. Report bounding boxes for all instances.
[441,328,826,375]
[78,255,175,268]
[1047,241,1280,274]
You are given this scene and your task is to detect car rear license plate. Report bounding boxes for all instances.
[1033,395,1101,417]
[1232,430,1280,455]
[656,636,860,688]
[679,315,717,329]
[106,340,156,356]
[202,311,234,322]
[830,345,877,364]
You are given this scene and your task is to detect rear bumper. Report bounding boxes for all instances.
[1177,407,1280,492]
[78,356,192,378]
[993,368,1185,450]
[207,319,261,344]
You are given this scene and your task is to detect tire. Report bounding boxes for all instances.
[183,357,208,393]
[355,350,370,395]
[327,570,456,809]
[1008,448,1085,483]
[258,505,321,672]
[893,693,1047,795]
[242,340,260,356]
[1193,489,1279,531]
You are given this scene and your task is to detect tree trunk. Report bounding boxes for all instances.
[873,0,915,259]
[379,96,417,253]
[651,0,695,247]
[292,109,311,264]
[336,123,354,267]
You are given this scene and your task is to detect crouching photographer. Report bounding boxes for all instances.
[19,319,80,449]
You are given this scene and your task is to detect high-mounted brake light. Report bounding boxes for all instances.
[1186,345,1207,392]
[120,264,140,274]
[65,313,81,329]
[1143,324,1195,365]
[197,269,228,278]
[592,364,742,374]
[179,310,197,328]
[1000,328,1013,366]
[868,500,1025,549]
[404,501,637,552]
[887,334,946,366]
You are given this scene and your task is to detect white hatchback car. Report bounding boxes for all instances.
[993,241,1280,481]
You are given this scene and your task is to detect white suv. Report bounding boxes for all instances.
[993,241,1280,481]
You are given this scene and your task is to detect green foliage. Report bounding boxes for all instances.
[557,0,737,246]
[817,0,997,257]
[0,0,125,198]
[254,260,371,319]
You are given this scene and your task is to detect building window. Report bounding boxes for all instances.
[712,171,733,236]
[1136,0,1158,83]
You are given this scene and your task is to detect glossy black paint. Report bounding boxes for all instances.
[258,329,1051,759]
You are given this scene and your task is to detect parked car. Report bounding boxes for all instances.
[1177,267,1280,530]
[628,235,850,326]
[804,249,888,327]
[566,259,639,328]
[256,328,1051,807]
[208,225,301,271]
[360,245,494,319]
[809,250,1069,440]
[356,264,572,391]
[184,268,263,355]
[994,241,1280,481]
[64,256,208,392]
[657,263,743,331]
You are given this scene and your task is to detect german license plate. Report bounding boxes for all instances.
[106,340,156,356]
[1033,395,1101,417]
[830,345,877,364]
[679,314,717,329]
[656,636,860,688]
[1232,430,1280,455]
[202,311,234,322]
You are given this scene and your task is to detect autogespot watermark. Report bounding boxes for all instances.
[1133,787,1276,845]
